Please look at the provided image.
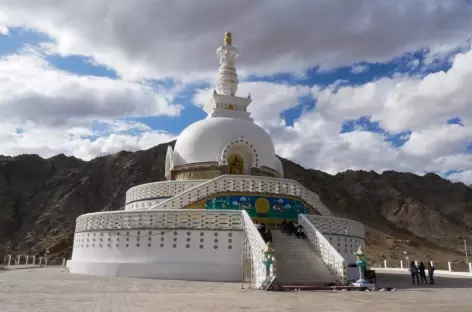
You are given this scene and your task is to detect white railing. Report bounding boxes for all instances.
[306,215,365,239]
[299,214,347,284]
[125,180,206,204]
[75,209,243,233]
[241,211,268,289]
[148,175,332,216]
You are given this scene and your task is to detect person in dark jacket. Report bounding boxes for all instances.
[287,221,296,236]
[410,261,420,285]
[418,262,428,284]
[428,261,435,284]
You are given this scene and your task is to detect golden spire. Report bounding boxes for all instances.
[224,32,232,45]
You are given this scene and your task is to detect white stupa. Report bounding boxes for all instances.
[66,33,365,288]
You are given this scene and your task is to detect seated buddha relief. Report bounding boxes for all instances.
[228,154,244,175]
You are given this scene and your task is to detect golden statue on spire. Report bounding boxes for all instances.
[224,32,232,45]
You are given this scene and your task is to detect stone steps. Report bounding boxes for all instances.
[271,230,338,285]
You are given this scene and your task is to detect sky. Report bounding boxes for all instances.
[0,0,472,185]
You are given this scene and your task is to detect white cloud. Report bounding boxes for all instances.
[401,124,472,157]
[314,46,472,133]
[0,51,181,160]
[448,171,472,186]
[351,64,369,74]
[2,0,472,80]
[0,52,182,127]
[0,120,175,160]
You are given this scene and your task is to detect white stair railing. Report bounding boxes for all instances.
[148,175,332,216]
[299,214,347,284]
[241,210,268,289]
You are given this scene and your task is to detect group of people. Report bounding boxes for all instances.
[254,221,273,243]
[281,220,306,239]
[410,261,435,285]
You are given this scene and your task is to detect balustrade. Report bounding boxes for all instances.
[149,175,332,216]
[299,214,347,284]
[306,215,365,239]
[75,209,243,233]
[241,210,268,289]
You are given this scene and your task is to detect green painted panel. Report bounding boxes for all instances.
[205,195,308,220]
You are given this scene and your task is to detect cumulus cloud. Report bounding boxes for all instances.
[0,51,180,160]
[350,64,369,74]
[0,52,182,127]
[2,0,472,80]
[314,46,472,133]
[448,170,472,186]
[0,120,175,160]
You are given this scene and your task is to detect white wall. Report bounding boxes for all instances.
[68,229,243,282]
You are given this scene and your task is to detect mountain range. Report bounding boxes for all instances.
[1,141,471,270]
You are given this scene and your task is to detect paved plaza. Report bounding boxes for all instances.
[0,268,471,312]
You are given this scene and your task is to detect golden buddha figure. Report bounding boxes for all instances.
[228,154,243,174]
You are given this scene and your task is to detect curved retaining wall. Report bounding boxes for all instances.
[68,210,244,282]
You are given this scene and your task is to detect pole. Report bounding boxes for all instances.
[464,239,469,265]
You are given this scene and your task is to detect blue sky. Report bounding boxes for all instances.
[0,1,471,184]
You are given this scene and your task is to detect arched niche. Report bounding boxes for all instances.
[220,137,259,175]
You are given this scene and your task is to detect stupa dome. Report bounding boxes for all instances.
[174,117,280,173]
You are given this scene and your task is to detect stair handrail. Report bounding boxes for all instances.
[241,210,270,289]
[147,174,332,216]
[147,175,227,210]
[299,214,347,284]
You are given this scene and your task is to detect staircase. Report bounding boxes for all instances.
[271,230,338,285]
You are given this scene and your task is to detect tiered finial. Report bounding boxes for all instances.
[215,32,239,95]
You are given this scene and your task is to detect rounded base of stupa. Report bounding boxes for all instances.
[67,260,242,282]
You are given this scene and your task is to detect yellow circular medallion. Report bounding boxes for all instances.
[255,198,270,216]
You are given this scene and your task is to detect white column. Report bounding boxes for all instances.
[448,261,452,272]
[62,258,66,267]
[45,256,48,267]
[400,260,403,269]
[39,257,42,266]
[16,255,20,265]
[469,262,471,273]
[7,255,11,266]
[25,256,29,265]
[32,256,36,265]
[384,260,387,268]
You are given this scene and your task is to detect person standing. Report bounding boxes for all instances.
[410,261,420,285]
[418,262,428,284]
[428,261,435,284]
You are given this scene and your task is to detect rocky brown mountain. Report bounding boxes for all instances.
[1,141,471,271]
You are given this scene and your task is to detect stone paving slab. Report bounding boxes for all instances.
[0,268,471,312]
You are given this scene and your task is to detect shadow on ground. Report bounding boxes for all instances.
[376,272,472,289]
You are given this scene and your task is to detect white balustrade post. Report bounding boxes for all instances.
[16,255,20,265]
[384,260,387,268]
[7,255,11,266]
[62,258,66,267]
[25,255,29,265]
[400,260,403,269]
[448,261,452,272]
[469,262,472,273]
[415,260,418,267]
[32,256,36,265]
[39,257,43,266]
